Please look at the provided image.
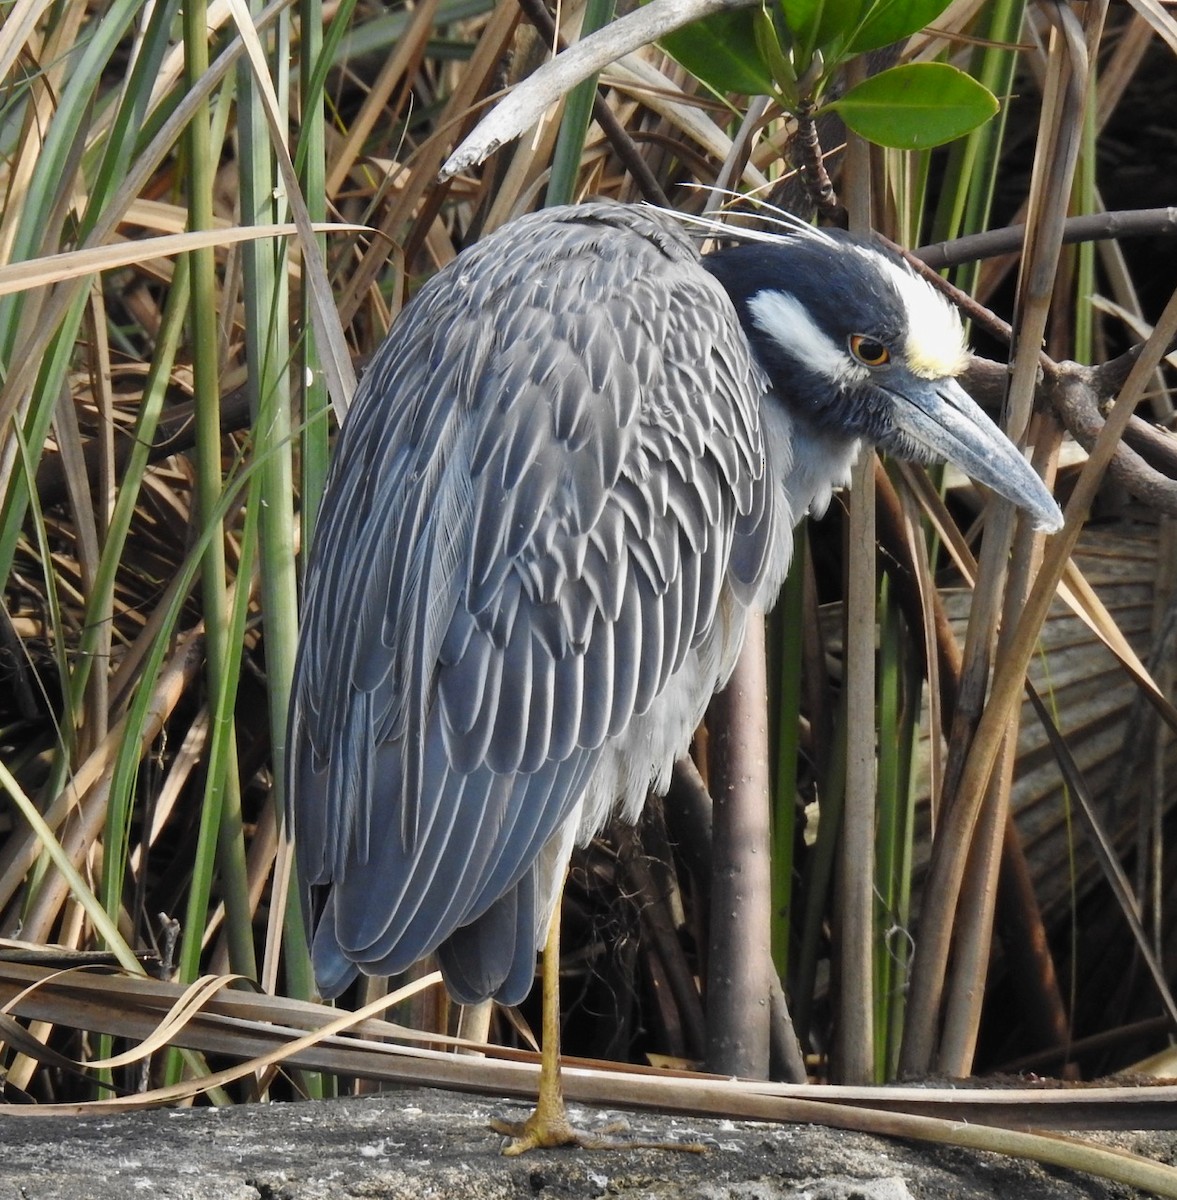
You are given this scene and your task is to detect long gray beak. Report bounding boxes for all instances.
[887,376,1063,533]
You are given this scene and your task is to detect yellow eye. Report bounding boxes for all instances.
[850,335,890,366]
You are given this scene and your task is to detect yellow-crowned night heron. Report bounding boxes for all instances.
[287,201,1062,1151]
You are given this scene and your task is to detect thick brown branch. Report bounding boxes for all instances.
[1051,360,1177,515]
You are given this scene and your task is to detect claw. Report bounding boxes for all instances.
[490,1110,706,1155]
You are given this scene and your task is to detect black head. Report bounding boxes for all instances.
[703,228,967,451]
[701,225,1062,532]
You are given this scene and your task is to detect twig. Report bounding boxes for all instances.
[916,208,1177,271]
[793,102,843,224]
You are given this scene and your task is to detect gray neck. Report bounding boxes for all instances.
[762,393,862,525]
[748,394,861,613]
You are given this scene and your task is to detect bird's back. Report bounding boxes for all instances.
[288,203,789,1003]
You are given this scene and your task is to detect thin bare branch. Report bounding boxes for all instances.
[915,207,1177,270]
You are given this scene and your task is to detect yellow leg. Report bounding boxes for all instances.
[490,893,581,1153]
[489,893,706,1156]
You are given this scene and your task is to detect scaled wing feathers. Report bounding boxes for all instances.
[288,203,777,1000]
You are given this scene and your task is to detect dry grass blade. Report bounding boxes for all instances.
[334,0,520,325]
[0,0,57,93]
[0,224,363,298]
[0,761,140,974]
[3,972,241,1071]
[324,0,443,197]
[0,964,445,1110]
[0,627,203,924]
[1058,558,1177,732]
[1123,0,1177,56]
[10,962,1177,1126]
[895,460,1173,739]
[919,0,1104,1079]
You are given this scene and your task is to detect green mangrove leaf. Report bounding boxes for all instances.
[754,5,798,96]
[659,9,776,96]
[847,0,955,54]
[782,0,868,62]
[828,62,998,149]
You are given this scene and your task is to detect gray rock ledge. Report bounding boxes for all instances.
[0,1086,1164,1198]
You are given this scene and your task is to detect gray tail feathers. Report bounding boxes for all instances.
[437,869,539,1005]
[307,867,541,1006]
[310,915,361,999]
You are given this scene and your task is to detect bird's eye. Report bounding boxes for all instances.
[849,335,890,366]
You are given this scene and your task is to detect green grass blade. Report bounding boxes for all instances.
[547,0,617,207]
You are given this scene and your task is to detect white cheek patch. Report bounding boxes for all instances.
[748,290,870,389]
[867,251,969,380]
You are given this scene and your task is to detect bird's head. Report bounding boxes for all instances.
[702,226,1063,533]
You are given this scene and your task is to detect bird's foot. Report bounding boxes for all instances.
[489,1109,707,1156]
[490,1109,602,1154]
